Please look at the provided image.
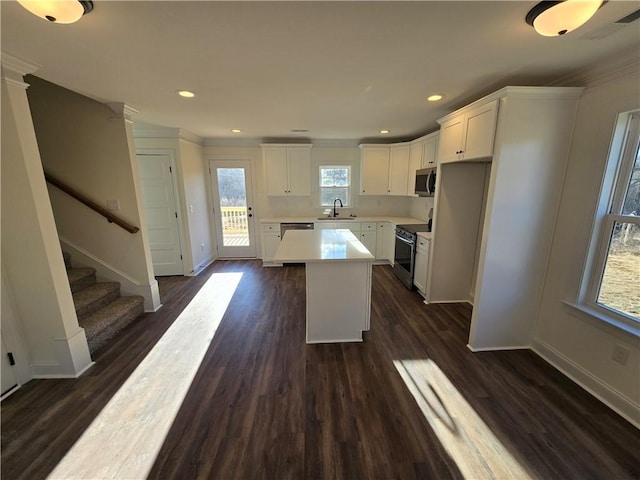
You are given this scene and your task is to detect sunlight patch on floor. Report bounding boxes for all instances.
[394,359,532,480]
[48,272,243,480]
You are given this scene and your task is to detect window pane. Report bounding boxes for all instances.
[320,168,349,187]
[321,188,349,206]
[597,221,640,320]
[622,142,640,215]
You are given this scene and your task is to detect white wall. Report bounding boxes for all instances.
[205,143,414,220]
[25,76,159,310]
[178,139,214,274]
[534,64,640,425]
[1,68,92,378]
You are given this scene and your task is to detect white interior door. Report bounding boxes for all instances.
[137,153,184,276]
[210,160,257,258]
[1,334,18,397]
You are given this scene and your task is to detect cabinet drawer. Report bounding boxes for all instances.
[361,222,376,231]
[262,223,280,232]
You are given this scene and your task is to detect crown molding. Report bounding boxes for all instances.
[1,52,39,86]
[549,47,640,89]
[132,123,203,144]
[107,102,140,122]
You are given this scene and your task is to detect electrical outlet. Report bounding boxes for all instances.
[612,344,630,365]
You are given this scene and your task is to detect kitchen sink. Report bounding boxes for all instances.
[316,217,355,220]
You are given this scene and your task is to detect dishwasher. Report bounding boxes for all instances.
[280,222,314,239]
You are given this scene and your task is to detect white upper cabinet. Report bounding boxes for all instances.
[360,144,410,196]
[389,145,410,195]
[422,133,439,168]
[438,100,498,163]
[360,146,390,195]
[262,144,311,196]
[407,132,439,196]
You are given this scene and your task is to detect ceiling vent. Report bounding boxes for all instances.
[581,9,639,40]
[614,8,640,24]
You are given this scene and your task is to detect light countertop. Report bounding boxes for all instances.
[417,232,433,240]
[274,229,375,263]
[261,215,425,225]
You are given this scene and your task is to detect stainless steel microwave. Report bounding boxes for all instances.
[415,168,436,197]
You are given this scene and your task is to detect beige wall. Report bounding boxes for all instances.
[25,77,157,307]
[534,65,640,425]
[1,72,91,377]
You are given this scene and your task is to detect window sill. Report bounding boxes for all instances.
[562,301,640,338]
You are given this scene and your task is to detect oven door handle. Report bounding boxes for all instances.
[395,234,415,246]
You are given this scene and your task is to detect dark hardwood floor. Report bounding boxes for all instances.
[2,260,639,479]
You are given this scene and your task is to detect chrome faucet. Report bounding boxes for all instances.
[333,198,343,217]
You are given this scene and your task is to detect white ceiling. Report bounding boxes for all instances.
[2,1,639,142]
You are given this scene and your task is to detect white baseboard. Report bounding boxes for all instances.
[532,338,640,429]
[31,361,95,378]
[190,256,215,276]
[467,344,530,352]
[60,237,161,312]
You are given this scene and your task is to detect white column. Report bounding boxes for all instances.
[1,53,92,377]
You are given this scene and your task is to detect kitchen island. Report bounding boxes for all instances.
[273,229,374,343]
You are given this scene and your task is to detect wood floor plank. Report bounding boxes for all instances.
[2,260,639,479]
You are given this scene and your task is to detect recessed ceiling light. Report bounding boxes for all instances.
[291,129,309,133]
[380,130,390,134]
[427,94,444,102]
[177,90,195,98]
[231,129,242,133]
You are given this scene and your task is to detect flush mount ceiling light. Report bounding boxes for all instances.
[427,94,444,102]
[177,90,195,98]
[231,129,242,134]
[17,0,93,24]
[526,0,604,36]
[379,130,390,134]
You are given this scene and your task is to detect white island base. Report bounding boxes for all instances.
[305,261,372,343]
[273,229,374,344]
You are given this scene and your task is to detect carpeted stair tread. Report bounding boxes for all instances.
[80,296,145,354]
[73,282,121,320]
[67,267,96,293]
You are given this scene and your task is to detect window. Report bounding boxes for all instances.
[589,111,640,329]
[320,166,351,207]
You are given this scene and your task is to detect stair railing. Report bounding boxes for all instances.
[44,171,140,234]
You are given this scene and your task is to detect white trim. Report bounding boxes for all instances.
[32,361,95,379]
[107,102,140,121]
[466,344,529,352]
[0,52,39,76]
[190,256,215,276]
[60,237,161,312]
[532,338,640,429]
[562,301,640,338]
[1,385,21,401]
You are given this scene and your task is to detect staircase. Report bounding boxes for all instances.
[64,252,145,355]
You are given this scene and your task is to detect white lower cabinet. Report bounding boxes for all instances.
[376,222,394,262]
[359,230,376,256]
[414,236,430,297]
[261,223,281,265]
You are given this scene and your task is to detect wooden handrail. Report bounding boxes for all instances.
[44,171,139,234]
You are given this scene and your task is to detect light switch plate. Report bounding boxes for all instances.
[107,199,120,211]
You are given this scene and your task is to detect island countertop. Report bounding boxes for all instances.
[274,229,375,263]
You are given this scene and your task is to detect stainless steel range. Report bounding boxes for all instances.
[393,223,430,289]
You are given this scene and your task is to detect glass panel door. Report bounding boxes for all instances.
[210,160,256,258]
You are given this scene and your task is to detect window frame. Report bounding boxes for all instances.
[583,110,640,334]
[319,165,351,208]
